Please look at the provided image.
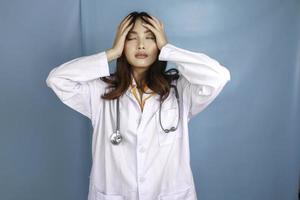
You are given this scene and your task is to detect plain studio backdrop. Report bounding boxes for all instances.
[0,0,299,200]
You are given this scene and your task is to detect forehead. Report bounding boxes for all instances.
[128,18,154,35]
[128,29,153,35]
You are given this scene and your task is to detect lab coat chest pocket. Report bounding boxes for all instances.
[156,104,182,146]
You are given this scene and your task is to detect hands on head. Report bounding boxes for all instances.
[106,13,168,62]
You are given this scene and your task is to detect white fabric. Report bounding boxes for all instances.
[46,43,231,200]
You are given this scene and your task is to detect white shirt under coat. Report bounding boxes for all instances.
[46,43,231,200]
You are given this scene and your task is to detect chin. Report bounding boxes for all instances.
[132,65,150,69]
[129,61,151,68]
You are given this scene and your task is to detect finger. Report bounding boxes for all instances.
[121,23,134,35]
[141,17,155,30]
[120,17,133,33]
[122,15,133,26]
[149,15,162,26]
[124,22,134,33]
[141,23,158,35]
[142,16,160,30]
[119,15,133,28]
[147,15,161,26]
[122,14,133,23]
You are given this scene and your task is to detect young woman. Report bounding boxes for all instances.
[46,11,231,200]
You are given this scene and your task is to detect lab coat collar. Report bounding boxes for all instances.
[125,73,160,101]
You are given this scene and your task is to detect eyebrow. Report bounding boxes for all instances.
[128,30,153,34]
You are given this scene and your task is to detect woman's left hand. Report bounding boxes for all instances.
[141,15,168,50]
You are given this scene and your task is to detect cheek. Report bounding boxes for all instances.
[124,44,134,57]
[124,42,129,53]
[149,48,159,58]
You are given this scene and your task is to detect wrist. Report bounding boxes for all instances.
[105,49,119,62]
[159,41,168,50]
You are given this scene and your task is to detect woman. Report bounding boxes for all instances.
[46,11,231,200]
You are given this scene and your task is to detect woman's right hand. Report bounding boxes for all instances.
[106,15,134,61]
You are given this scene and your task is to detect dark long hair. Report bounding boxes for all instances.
[100,11,179,102]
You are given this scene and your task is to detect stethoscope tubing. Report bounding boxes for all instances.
[110,84,180,145]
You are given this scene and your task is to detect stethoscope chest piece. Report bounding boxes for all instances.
[110,130,122,145]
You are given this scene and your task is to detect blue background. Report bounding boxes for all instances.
[0,0,299,199]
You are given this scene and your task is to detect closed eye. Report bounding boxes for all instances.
[126,37,155,40]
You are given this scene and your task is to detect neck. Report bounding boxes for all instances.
[132,68,147,87]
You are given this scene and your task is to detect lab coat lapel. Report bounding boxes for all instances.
[124,88,160,130]
[123,74,177,131]
[124,87,160,112]
[124,74,161,115]
[138,96,159,130]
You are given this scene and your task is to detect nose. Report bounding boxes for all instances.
[138,40,145,49]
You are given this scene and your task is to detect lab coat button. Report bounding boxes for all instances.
[198,88,203,95]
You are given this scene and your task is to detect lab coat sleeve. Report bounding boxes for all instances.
[158,43,231,120]
[45,51,110,119]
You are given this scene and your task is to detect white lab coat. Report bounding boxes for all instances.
[46,43,231,200]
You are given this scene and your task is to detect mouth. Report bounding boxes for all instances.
[135,53,148,59]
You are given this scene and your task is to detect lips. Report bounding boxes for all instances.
[135,52,148,58]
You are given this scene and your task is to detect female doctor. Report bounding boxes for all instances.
[46,11,231,200]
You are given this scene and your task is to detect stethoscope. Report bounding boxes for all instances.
[110,84,180,145]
